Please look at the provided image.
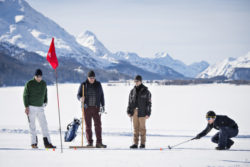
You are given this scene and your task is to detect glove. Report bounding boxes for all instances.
[99,106,106,114]
[193,135,201,140]
[43,103,47,107]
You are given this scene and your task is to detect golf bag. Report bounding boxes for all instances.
[64,118,81,142]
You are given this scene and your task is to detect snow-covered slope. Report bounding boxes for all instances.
[76,31,208,78]
[76,31,118,64]
[0,0,103,68]
[151,52,209,77]
[198,52,250,79]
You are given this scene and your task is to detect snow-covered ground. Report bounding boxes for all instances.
[0,83,250,167]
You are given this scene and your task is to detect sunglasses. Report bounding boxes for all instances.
[206,117,213,120]
[89,77,95,79]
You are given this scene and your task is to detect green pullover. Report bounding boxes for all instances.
[23,78,47,107]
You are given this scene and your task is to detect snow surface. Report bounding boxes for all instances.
[14,15,24,23]
[0,84,250,166]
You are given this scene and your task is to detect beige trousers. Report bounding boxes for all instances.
[133,109,146,145]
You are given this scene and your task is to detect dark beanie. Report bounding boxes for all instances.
[206,111,216,118]
[35,69,42,76]
[134,75,142,82]
[88,70,95,77]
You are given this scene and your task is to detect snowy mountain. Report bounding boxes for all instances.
[0,0,105,68]
[198,52,250,80]
[151,52,209,77]
[0,41,131,86]
[0,0,208,80]
[76,31,207,78]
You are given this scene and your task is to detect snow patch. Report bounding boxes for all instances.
[74,67,84,74]
[9,25,16,33]
[35,51,47,57]
[15,15,24,23]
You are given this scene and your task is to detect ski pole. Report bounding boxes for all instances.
[168,137,195,149]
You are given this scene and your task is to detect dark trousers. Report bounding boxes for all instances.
[84,107,102,144]
[211,127,238,148]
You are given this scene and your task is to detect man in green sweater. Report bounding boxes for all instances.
[23,69,56,149]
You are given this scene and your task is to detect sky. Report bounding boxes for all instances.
[26,0,250,65]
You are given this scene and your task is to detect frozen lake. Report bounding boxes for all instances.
[0,83,250,167]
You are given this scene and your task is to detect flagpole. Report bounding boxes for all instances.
[55,69,63,153]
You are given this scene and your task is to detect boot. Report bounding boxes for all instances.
[226,140,234,150]
[31,143,38,149]
[86,143,94,148]
[43,137,56,149]
[215,146,226,150]
[31,136,38,148]
[130,144,138,149]
[96,143,107,148]
[139,144,145,149]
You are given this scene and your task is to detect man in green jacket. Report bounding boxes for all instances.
[23,69,56,149]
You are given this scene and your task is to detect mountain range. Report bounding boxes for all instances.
[0,0,249,86]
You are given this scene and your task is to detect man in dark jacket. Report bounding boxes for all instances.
[127,75,152,149]
[194,111,239,150]
[77,70,106,148]
[23,69,56,149]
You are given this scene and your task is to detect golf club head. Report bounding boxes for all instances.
[168,145,172,149]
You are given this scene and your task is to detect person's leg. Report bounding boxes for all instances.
[92,107,102,144]
[226,128,238,149]
[211,132,219,144]
[28,106,38,145]
[37,107,51,143]
[133,110,139,145]
[219,127,235,148]
[139,117,146,145]
[84,107,93,144]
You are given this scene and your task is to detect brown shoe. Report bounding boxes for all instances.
[31,143,38,149]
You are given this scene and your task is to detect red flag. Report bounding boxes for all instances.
[47,38,58,69]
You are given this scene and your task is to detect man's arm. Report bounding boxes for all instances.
[44,86,48,104]
[77,83,83,101]
[195,124,213,139]
[127,90,133,116]
[23,82,29,108]
[146,90,152,117]
[100,83,105,107]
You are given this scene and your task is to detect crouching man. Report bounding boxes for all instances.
[23,69,56,149]
[194,111,238,150]
[127,75,152,149]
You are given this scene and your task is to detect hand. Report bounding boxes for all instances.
[100,106,106,113]
[145,115,150,119]
[80,97,85,103]
[193,135,201,140]
[25,107,29,115]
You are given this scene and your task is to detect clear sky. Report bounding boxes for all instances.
[26,0,250,65]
